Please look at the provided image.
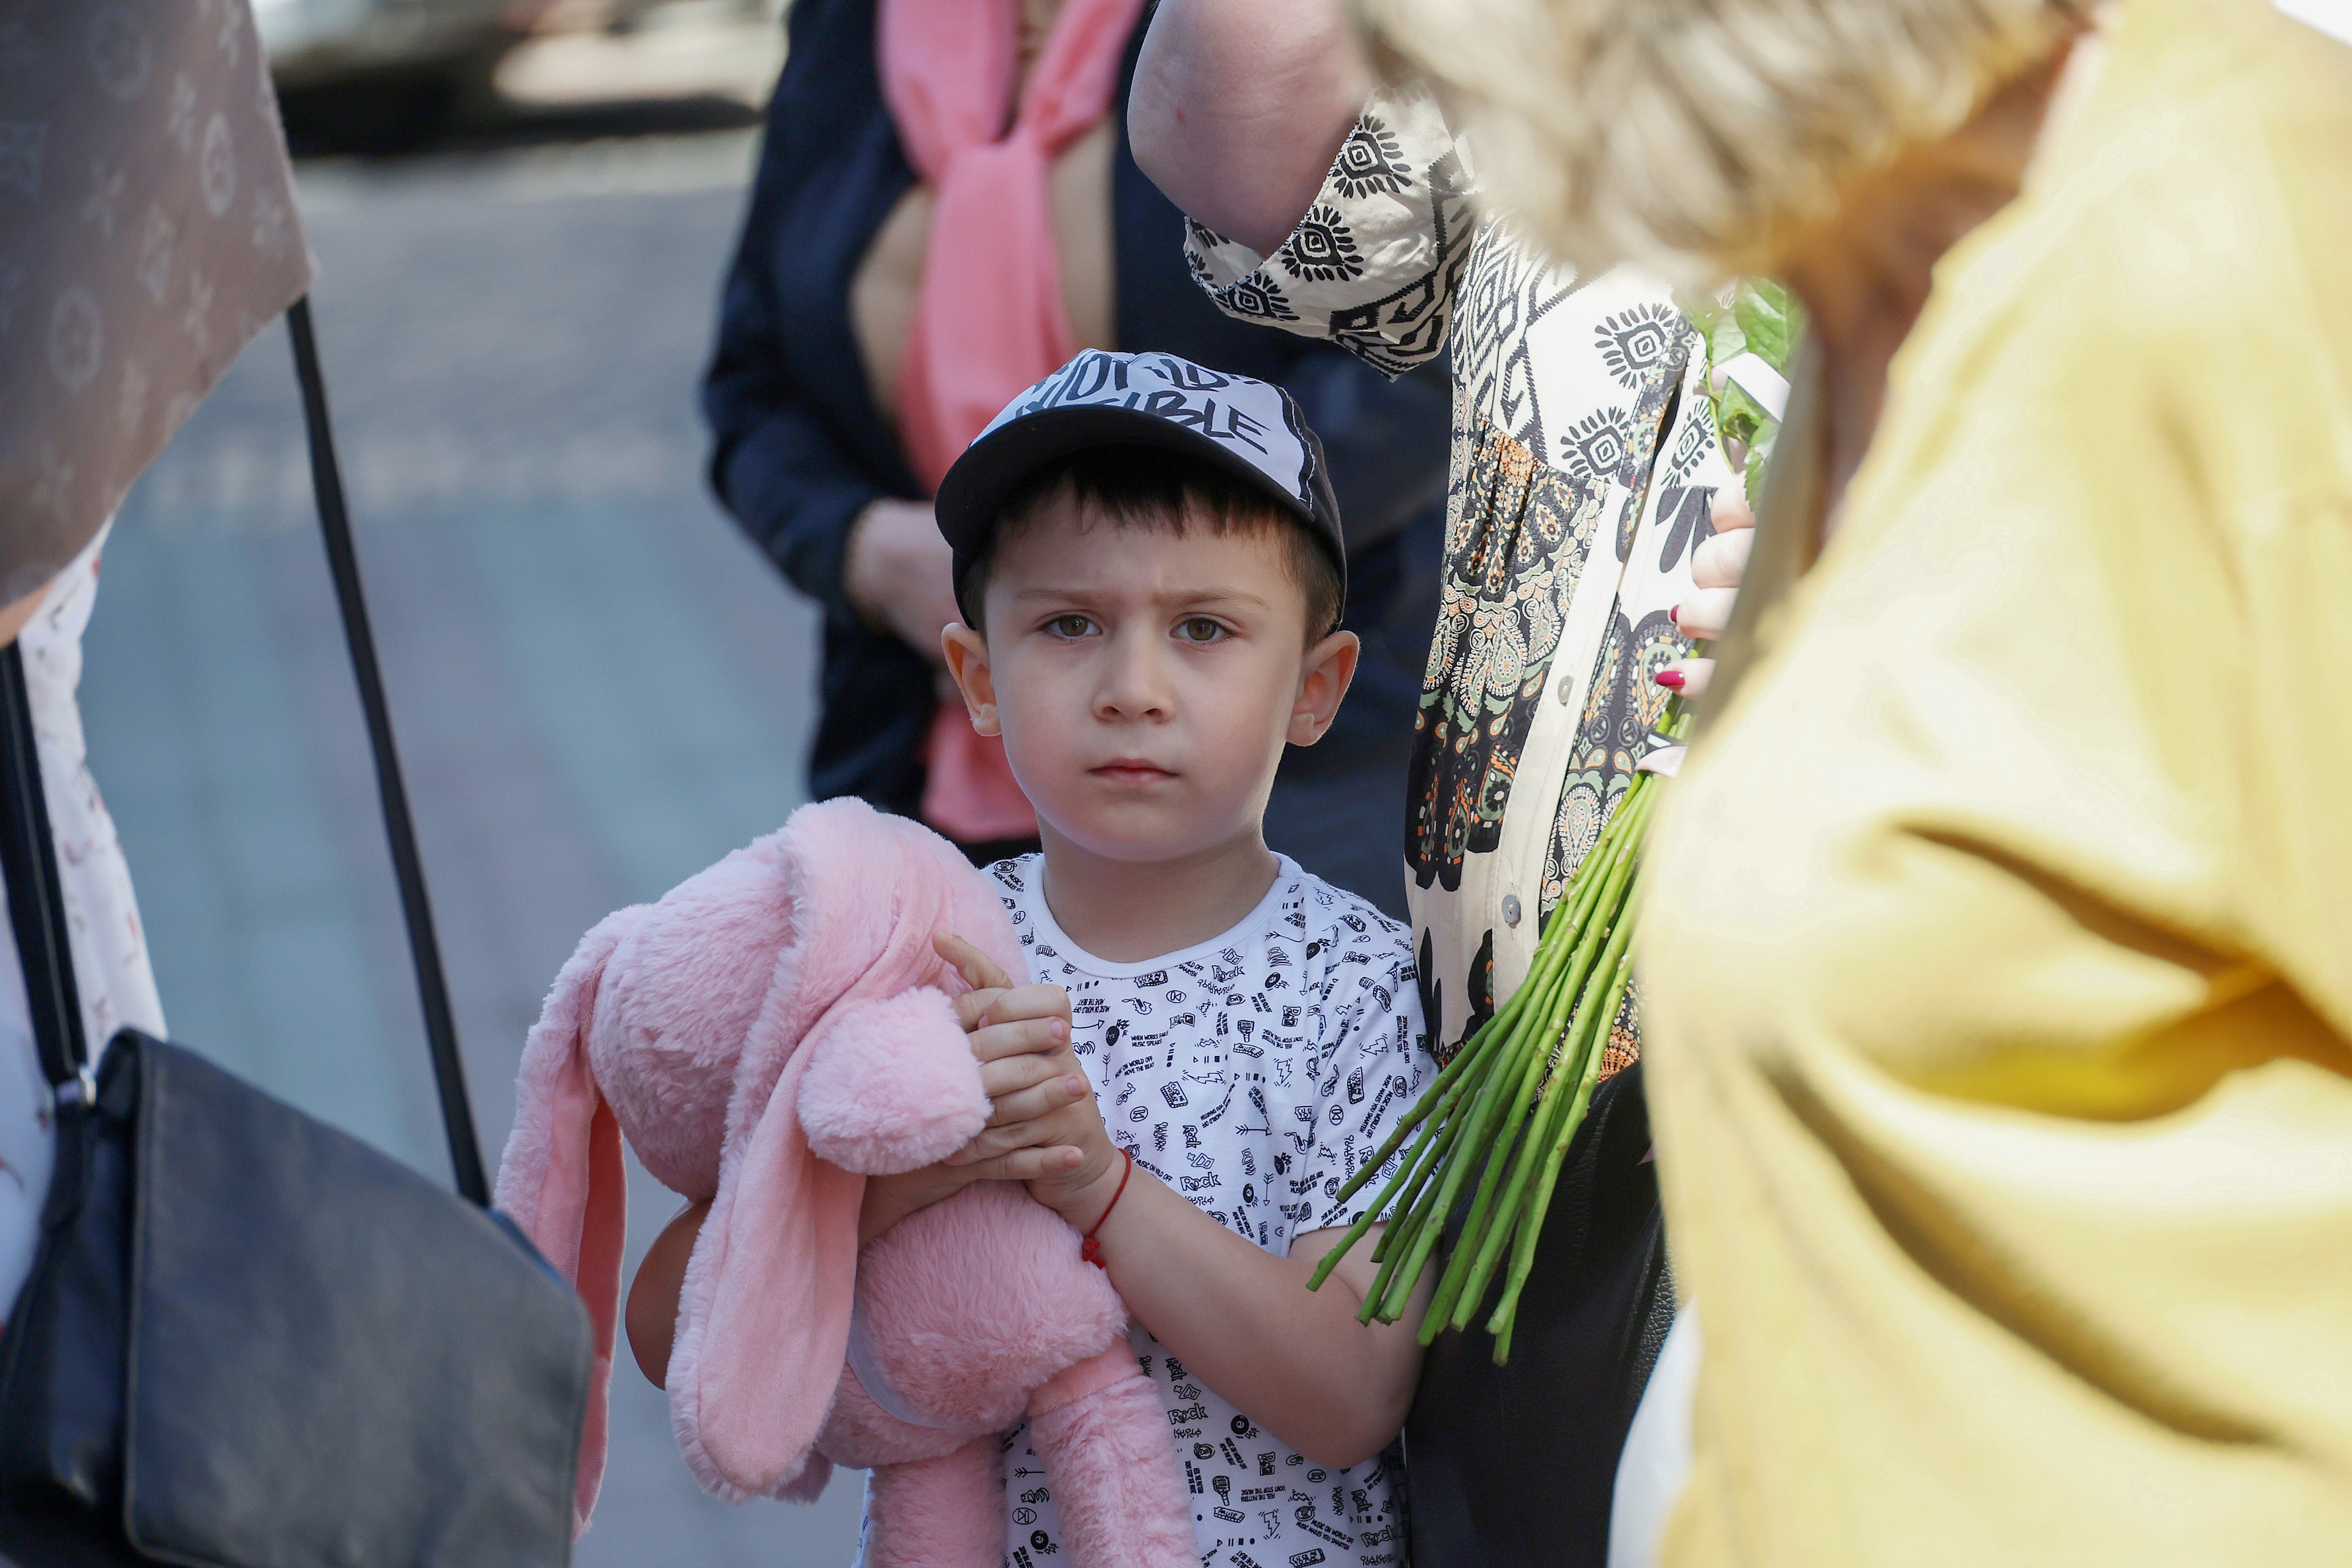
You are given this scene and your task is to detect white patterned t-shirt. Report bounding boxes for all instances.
[989,853,1432,1568]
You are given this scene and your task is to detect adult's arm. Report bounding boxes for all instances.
[1127,0,1370,254]
[1164,71,1473,380]
[700,0,903,628]
[706,258,957,656]
[703,243,893,626]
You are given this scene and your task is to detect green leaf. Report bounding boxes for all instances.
[1708,312,1748,369]
[1683,278,1804,504]
[1673,290,1746,367]
[1714,376,1772,459]
[1731,279,1799,376]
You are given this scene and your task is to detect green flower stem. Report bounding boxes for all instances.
[1410,1024,1566,1339]
[1374,1045,1495,1236]
[1490,1281,1521,1363]
[1418,1033,1552,1331]
[1379,1045,1518,1323]
[1367,1076,1470,1263]
[1419,794,1651,1338]
[1311,1025,1503,1290]
[1329,992,1508,1194]
[1310,679,1692,1348]
[1447,903,1633,1335]
[1358,1151,1446,1323]
[1372,1091,1488,1321]
[1487,940,1638,1354]
[1316,816,1617,1293]
[1357,1058,1487,1321]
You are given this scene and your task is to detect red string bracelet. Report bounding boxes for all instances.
[1080,1148,1134,1269]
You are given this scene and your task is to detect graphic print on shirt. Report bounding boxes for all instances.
[984,856,1432,1568]
[1405,258,1693,905]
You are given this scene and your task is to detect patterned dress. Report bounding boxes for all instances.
[1185,91,1740,1059]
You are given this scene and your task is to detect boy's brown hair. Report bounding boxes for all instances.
[957,445,1343,643]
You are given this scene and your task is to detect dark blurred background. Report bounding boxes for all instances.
[83,1,865,1560]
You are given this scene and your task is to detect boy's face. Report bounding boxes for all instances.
[941,488,1358,865]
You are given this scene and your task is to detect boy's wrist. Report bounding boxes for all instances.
[1034,1145,1129,1226]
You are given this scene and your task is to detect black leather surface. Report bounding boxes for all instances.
[0,1041,138,1544]
[1405,1061,1674,1568]
[0,1031,592,1568]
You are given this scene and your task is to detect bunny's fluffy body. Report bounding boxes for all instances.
[495,797,1191,1568]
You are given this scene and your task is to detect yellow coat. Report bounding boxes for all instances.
[1642,0,2352,1560]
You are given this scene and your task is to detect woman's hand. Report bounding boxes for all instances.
[844,497,962,664]
[932,933,1125,1224]
[1653,489,1757,697]
[1641,489,1757,775]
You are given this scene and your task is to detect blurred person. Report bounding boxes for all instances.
[1129,5,1750,1563]
[700,0,1450,916]
[1343,0,2352,1561]
[2,0,301,1328]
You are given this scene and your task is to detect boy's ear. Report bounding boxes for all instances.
[941,623,1001,737]
[1289,630,1360,748]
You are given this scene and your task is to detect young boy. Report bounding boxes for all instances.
[916,350,1437,1567]
[634,351,1434,1566]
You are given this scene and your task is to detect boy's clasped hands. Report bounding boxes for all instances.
[853,934,1119,1249]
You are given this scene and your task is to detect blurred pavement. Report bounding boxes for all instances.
[78,8,866,1564]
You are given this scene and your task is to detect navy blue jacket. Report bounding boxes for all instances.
[702,0,1448,818]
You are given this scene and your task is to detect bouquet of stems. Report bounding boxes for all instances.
[1306,279,1800,1363]
[1304,703,1688,1361]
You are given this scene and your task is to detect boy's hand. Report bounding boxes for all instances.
[933,934,1126,1222]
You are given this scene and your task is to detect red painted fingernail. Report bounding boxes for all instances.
[1654,669,1685,690]
[1668,604,1681,624]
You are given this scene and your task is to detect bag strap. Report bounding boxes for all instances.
[287,297,489,1206]
[0,304,490,1206]
[0,642,88,1102]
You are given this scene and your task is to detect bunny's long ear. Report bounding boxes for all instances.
[665,986,864,1501]
[494,906,642,1532]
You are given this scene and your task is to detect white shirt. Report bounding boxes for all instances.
[0,525,168,1317]
[989,854,1433,1568]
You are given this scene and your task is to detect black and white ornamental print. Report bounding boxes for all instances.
[1179,79,1733,1075]
[1276,203,1366,285]
[1183,92,1472,381]
[1595,303,1685,389]
[1328,113,1413,201]
[982,855,1430,1568]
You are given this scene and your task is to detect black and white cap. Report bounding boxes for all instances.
[935,350,1345,618]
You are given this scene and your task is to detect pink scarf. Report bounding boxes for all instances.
[880,0,1144,844]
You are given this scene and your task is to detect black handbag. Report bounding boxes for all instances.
[0,301,592,1568]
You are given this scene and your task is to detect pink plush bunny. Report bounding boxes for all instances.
[494,796,1192,1568]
